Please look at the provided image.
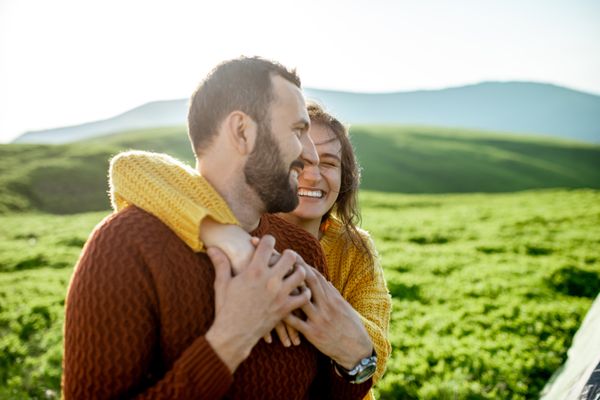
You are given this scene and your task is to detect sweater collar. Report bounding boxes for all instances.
[319,216,342,252]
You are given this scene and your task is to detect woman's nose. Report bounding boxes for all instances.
[301,162,321,184]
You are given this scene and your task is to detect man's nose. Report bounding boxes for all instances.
[300,132,319,166]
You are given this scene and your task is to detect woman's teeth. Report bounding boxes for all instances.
[298,189,324,198]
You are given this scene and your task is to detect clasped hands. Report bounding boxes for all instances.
[206,235,373,372]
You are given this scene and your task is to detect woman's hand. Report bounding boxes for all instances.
[284,258,373,369]
[200,218,254,275]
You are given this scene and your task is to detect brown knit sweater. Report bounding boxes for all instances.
[62,206,372,399]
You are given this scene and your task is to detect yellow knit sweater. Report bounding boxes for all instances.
[109,150,391,396]
[110,151,239,251]
[319,218,391,385]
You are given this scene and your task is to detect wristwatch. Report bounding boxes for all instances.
[332,349,377,384]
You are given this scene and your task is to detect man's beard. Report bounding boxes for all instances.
[244,121,301,214]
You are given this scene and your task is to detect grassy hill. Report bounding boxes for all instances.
[353,125,600,192]
[1,125,599,214]
[1,189,598,398]
[0,127,193,214]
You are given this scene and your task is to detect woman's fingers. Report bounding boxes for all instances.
[247,235,276,270]
[269,251,281,267]
[286,323,301,346]
[282,264,305,291]
[274,322,292,347]
[296,261,325,304]
[270,249,297,280]
[263,332,273,344]
[264,322,302,347]
[251,236,281,266]
[283,312,310,334]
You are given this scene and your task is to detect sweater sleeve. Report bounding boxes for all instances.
[309,352,373,400]
[340,234,392,385]
[62,217,233,399]
[327,364,373,400]
[109,150,239,252]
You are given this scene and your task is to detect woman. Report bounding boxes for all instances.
[109,102,391,398]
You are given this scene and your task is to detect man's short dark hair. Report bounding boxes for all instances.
[187,56,301,156]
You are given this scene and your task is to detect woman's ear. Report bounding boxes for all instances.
[224,111,257,155]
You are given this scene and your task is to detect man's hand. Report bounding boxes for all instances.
[246,237,303,348]
[284,258,374,370]
[205,236,311,373]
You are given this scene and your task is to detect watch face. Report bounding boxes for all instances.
[354,363,377,384]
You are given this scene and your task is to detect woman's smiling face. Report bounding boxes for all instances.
[291,122,342,222]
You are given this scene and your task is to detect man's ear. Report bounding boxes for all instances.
[224,111,257,155]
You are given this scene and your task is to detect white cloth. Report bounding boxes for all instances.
[540,294,600,400]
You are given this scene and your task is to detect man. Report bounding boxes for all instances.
[62,57,374,399]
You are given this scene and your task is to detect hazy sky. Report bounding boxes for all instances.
[1,0,599,143]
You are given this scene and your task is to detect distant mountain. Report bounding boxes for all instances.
[306,83,600,143]
[12,100,187,144]
[12,82,600,144]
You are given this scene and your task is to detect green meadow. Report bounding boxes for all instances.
[1,125,599,399]
[1,190,599,399]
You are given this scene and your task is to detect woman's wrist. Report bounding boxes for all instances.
[220,229,254,274]
[201,218,253,274]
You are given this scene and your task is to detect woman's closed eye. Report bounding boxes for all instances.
[320,160,339,169]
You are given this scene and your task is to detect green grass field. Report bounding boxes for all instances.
[1,125,599,214]
[1,189,598,399]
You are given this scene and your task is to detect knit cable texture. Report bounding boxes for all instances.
[63,208,371,399]
[108,150,391,398]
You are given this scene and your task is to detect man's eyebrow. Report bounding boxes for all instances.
[293,119,310,130]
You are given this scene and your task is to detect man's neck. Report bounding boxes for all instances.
[199,165,263,232]
[222,189,263,232]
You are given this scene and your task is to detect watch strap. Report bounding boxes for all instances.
[332,349,377,384]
